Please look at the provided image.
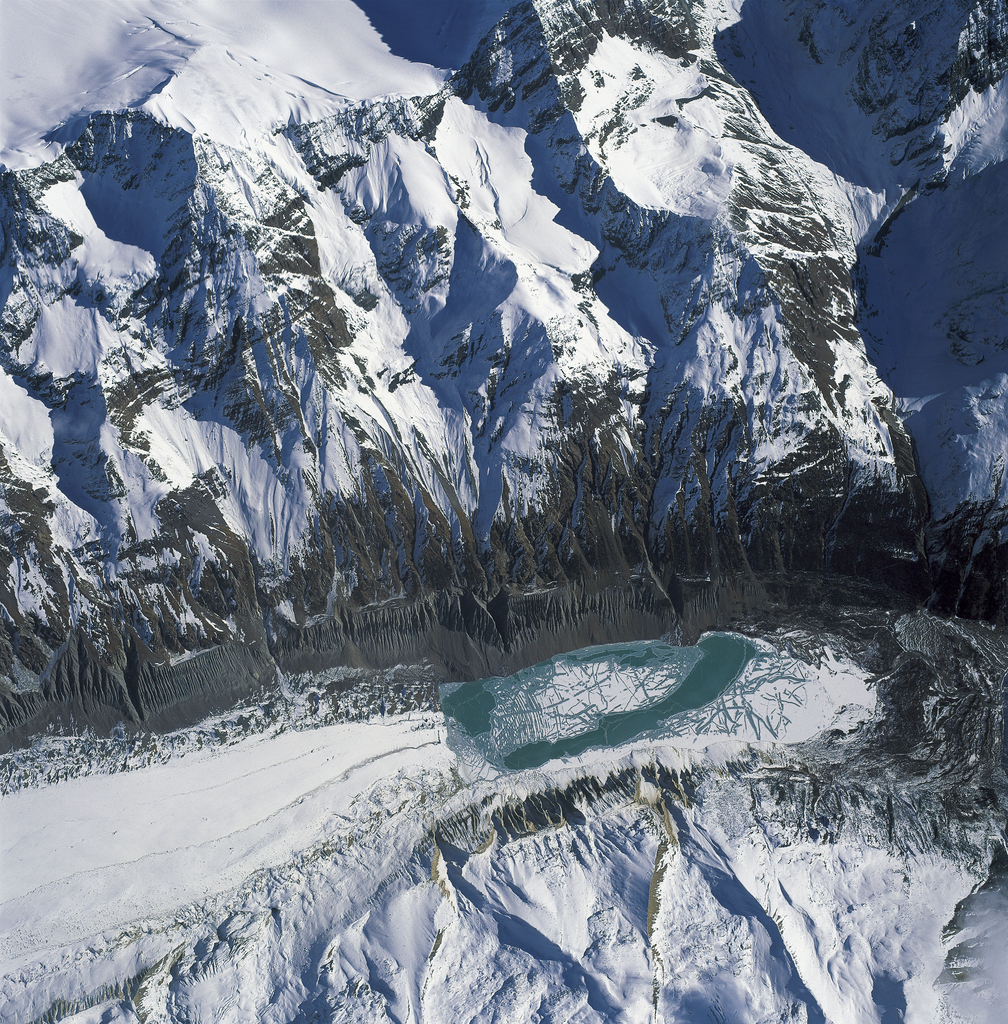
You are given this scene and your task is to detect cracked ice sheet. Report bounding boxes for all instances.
[485,641,703,757]
[657,638,876,747]
[446,637,875,781]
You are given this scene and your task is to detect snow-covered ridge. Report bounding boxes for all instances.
[0,0,451,171]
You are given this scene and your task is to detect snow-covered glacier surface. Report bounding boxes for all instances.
[4,616,1004,1023]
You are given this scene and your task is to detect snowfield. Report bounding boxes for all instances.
[0,0,449,170]
[1,714,449,970]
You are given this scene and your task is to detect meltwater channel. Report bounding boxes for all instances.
[442,633,754,770]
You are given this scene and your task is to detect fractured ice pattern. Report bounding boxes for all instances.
[658,641,874,745]
[445,634,875,772]
[487,641,703,756]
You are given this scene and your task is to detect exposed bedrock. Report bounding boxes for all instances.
[3,581,681,744]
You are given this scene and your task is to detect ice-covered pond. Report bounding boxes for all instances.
[442,632,875,770]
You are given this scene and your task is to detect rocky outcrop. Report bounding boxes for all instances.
[717,0,1008,629]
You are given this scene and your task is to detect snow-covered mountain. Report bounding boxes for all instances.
[1,0,1006,735]
[2,4,1008,1019]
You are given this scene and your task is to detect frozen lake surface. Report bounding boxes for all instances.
[442,632,875,770]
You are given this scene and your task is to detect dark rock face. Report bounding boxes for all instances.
[0,0,1005,737]
[716,0,1008,630]
[0,582,680,744]
[926,488,1008,624]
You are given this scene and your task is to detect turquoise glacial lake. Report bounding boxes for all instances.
[441,633,754,770]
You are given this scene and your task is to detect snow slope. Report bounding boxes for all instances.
[716,0,1008,618]
[1,695,1002,1023]
[0,0,446,169]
